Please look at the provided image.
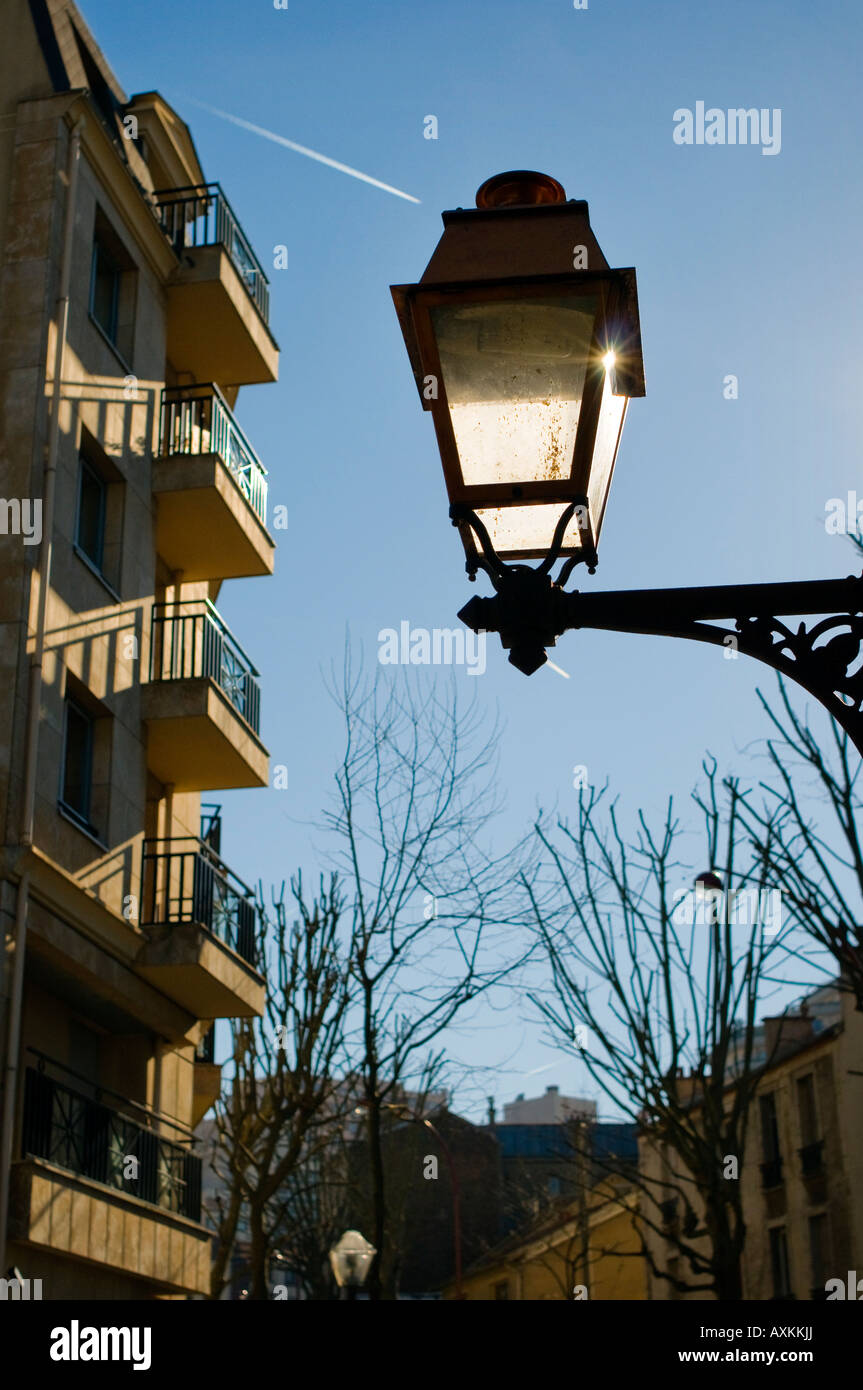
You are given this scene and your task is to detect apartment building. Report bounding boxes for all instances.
[0,0,278,1297]
[442,1175,648,1301]
[641,985,863,1301]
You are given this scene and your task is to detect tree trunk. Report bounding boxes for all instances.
[248,1201,270,1300]
[366,1092,386,1300]
[210,1187,243,1299]
[707,1201,744,1300]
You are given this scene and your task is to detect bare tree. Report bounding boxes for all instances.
[735,677,863,1009]
[523,762,792,1300]
[323,651,531,1299]
[268,1126,355,1299]
[209,875,350,1299]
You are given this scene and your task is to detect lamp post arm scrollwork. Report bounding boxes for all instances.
[455,515,863,755]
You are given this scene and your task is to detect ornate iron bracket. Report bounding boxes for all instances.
[453,507,863,754]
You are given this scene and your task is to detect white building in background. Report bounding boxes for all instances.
[502,1085,596,1125]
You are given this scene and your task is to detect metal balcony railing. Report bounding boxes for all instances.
[149,599,261,735]
[141,837,258,968]
[200,803,223,855]
[22,1061,201,1222]
[159,384,268,527]
[153,182,270,322]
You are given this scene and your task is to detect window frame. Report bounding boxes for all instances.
[796,1073,819,1148]
[74,454,108,575]
[59,696,95,830]
[760,1092,781,1162]
[87,209,138,369]
[89,238,121,345]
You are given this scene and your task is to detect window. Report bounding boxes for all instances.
[769,1226,792,1299]
[61,699,94,826]
[88,211,137,363]
[90,240,120,342]
[74,433,125,595]
[59,681,112,842]
[809,1214,831,1292]
[76,458,106,571]
[796,1075,819,1148]
[493,1280,509,1300]
[760,1092,780,1161]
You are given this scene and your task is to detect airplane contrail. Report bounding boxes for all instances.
[186,100,421,204]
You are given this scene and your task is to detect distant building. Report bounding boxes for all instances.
[346,1107,501,1299]
[502,1085,596,1125]
[490,1117,636,1233]
[442,1172,648,1301]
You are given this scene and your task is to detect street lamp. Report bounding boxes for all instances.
[391,169,644,594]
[329,1229,376,1300]
[392,172,863,750]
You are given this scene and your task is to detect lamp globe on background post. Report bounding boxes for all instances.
[392,170,645,673]
[329,1229,376,1301]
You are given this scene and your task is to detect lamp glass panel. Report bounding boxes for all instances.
[430,297,599,488]
[587,370,628,536]
[474,502,589,559]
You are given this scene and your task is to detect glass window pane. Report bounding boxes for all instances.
[77,461,105,569]
[91,242,119,341]
[760,1093,780,1161]
[63,702,92,820]
[431,297,598,488]
[796,1075,818,1147]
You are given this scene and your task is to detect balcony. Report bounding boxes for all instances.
[141,599,268,791]
[136,835,264,1018]
[154,183,278,386]
[11,1059,211,1295]
[153,385,275,580]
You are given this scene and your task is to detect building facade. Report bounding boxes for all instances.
[501,1084,595,1126]
[641,985,863,1301]
[0,0,277,1297]
[444,1176,648,1301]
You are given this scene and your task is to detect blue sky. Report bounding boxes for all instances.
[83,0,863,1118]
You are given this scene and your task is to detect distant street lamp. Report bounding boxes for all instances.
[329,1229,376,1301]
[392,172,863,753]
